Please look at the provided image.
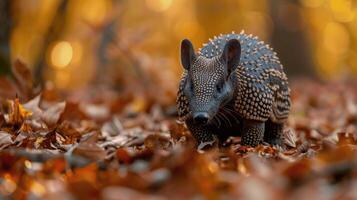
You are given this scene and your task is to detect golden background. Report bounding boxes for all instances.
[4,0,357,101]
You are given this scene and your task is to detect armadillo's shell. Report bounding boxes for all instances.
[176,70,190,121]
[179,31,291,123]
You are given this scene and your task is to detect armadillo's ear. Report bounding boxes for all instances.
[221,39,241,74]
[180,39,196,70]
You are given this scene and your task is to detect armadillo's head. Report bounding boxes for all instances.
[180,38,241,125]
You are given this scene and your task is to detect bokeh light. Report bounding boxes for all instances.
[330,0,355,22]
[0,175,17,196]
[79,0,111,25]
[50,41,73,69]
[146,0,173,12]
[30,181,46,197]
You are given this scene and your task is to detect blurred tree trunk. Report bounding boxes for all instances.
[0,0,11,75]
[33,0,69,86]
[269,0,316,77]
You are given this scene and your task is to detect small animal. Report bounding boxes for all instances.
[176,31,291,149]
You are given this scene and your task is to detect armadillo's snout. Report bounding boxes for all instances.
[193,112,209,124]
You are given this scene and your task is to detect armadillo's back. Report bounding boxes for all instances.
[199,31,283,72]
[199,31,291,123]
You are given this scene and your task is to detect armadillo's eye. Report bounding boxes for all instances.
[216,83,223,93]
[190,83,194,91]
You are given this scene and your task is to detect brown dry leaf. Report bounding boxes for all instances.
[3,98,32,126]
[67,163,99,199]
[11,59,33,99]
[256,145,278,156]
[42,158,67,174]
[34,136,46,149]
[79,103,110,121]
[0,77,18,100]
[144,134,172,151]
[0,131,13,150]
[23,95,42,118]
[41,102,66,127]
[233,176,279,200]
[284,129,298,148]
[337,132,357,146]
[55,121,82,145]
[282,158,313,184]
[101,116,123,137]
[102,186,165,200]
[72,132,106,161]
[116,148,133,164]
[0,79,356,199]
[19,121,34,133]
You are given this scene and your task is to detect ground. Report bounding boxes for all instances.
[0,63,356,199]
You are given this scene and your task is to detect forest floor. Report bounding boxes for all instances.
[0,62,356,199]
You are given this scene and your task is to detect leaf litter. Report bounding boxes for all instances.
[0,62,356,199]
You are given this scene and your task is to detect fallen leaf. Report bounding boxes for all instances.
[0,131,13,149]
[11,58,33,99]
[284,129,298,148]
[41,102,66,127]
[23,95,42,119]
[4,98,32,126]
[0,77,18,100]
[72,132,106,161]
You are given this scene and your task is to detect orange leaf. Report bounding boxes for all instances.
[4,98,32,126]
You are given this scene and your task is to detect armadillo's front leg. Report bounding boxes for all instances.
[241,119,264,147]
[186,119,218,150]
[264,119,284,146]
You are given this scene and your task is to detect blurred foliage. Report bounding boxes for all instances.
[5,0,357,101]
